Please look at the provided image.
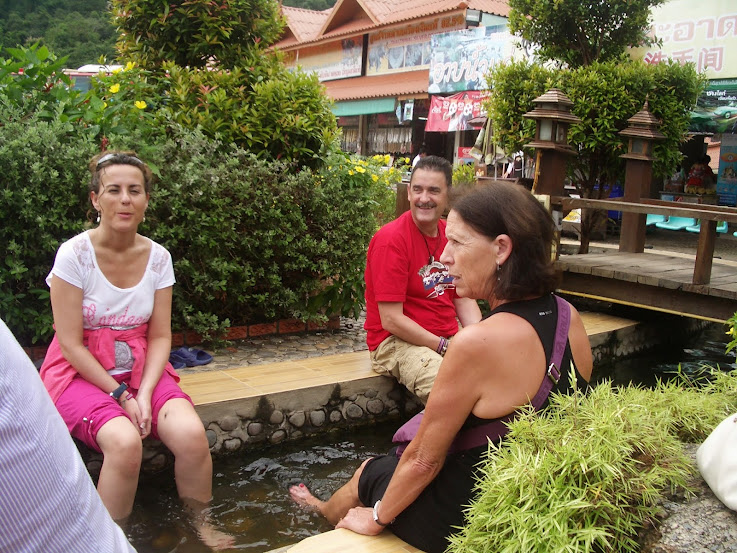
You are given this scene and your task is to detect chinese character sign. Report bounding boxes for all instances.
[630,0,737,79]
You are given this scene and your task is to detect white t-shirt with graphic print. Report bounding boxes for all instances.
[47,230,175,331]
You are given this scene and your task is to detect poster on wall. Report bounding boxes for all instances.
[425,91,488,132]
[285,38,363,81]
[428,25,519,94]
[716,133,737,206]
[366,14,466,76]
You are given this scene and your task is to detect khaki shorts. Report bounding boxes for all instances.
[370,335,443,404]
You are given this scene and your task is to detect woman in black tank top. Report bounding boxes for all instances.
[289,183,593,553]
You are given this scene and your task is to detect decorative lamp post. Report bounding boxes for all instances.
[618,100,665,253]
[523,88,581,196]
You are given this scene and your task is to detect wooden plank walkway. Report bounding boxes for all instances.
[179,311,638,407]
[557,249,737,322]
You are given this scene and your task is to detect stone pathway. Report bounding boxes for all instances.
[179,315,368,375]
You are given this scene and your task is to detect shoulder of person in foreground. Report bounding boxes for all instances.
[0,319,137,553]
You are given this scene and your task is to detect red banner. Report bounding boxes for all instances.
[425,91,487,132]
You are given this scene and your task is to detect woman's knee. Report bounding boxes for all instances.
[98,420,142,471]
[158,404,209,457]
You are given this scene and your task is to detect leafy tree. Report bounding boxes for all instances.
[111,0,283,69]
[110,0,337,169]
[487,58,704,253]
[488,0,705,253]
[508,0,666,67]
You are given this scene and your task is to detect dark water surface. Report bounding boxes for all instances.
[126,324,736,553]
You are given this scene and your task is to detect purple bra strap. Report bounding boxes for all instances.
[394,295,572,456]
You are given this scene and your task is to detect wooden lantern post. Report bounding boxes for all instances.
[523,88,581,197]
[618,101,665,253]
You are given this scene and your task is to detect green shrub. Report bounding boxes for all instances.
[449,370,737,553]
[0,106,98,344]
[121,128,393,337]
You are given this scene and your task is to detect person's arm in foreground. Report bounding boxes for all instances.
[0,318,137,553]
[337,326,485,534]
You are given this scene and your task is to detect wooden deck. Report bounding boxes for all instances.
[557,248,737,322]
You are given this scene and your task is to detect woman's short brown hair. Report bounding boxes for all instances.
[88,150,154,196]
[451,182,558,300]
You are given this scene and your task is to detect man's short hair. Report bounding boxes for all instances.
[412,155,452,188]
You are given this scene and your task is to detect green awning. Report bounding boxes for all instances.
[332,98,396,117]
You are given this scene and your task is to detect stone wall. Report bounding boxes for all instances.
[78,316,714,477]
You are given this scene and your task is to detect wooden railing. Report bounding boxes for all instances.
[555,196,737,285]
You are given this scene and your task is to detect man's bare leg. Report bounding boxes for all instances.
[289,459,370,525]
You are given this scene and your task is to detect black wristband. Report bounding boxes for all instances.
[109,382,129,401]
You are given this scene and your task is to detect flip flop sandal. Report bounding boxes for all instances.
[170,347,213,367]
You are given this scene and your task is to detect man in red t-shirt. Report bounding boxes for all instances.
[364,156,481,403]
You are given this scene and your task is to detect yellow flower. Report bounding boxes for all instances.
[384,154,391,165]
[372,174,379,182]
[348,170,354,176]
[355,166,366,173]
[134,100,147,110]
[124,61,136,71]
[404,157,410,164]
[109,83,120,94]
[727,327,735,336]
[103,101,108,109]
[112,67,122,74]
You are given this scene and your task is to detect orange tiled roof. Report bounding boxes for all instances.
[281,6,331,43]
[278,0,509,48]
[322,69,429,101]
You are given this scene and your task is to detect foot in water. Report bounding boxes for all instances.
[195,521,235,551]
[289,483,324,512]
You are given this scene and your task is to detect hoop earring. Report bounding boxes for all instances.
[96,211,101,223]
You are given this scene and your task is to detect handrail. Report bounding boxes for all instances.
[556,196,737,224]
[552,195,737,285]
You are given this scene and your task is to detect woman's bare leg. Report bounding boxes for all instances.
[289,459,370,525]
[96,416,143,521]
[157,398,234,551]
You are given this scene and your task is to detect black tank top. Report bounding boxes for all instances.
[461,294,589,434]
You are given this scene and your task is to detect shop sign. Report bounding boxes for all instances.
[425,91,487,132]
[428,25,517,94]
[285,38,363,81]
[366,14,465,76]
[630,0,737,80]
[717,133,737,206]
[690,79,737,133]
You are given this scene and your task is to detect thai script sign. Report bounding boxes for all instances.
[285,38,363,81]
[630,0,737,79]
[428,25,517,94]
[425,90,488,132]
[366,15,465,76]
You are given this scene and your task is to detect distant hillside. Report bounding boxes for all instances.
[0,0,116,68]
[282,0,336,10]
[0,0,337,68]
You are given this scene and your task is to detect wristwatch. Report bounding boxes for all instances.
[372,500,395,527]
[109,382,129,402]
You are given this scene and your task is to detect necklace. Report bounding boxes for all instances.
[421,232,441,265]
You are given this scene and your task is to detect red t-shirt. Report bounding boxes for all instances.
[364,211,460,350]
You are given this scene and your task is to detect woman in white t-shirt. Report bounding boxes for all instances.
[40,151,233,549]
